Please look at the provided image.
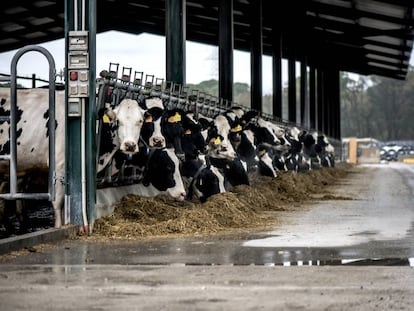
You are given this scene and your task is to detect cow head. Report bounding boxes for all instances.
[141,97,166,149]
[161,108,185,160]
[206,114,237,160]
[143,148,186,201]
[105,99,145,155]
[193,164,226,202]
[181,112,208,158]
[180,156,225,202]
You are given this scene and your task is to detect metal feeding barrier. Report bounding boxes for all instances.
[96,62,236,119]
[95,62,342,172]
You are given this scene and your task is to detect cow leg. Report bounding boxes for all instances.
[53,180,65,228]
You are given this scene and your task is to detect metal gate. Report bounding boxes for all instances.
[0,45,57,202]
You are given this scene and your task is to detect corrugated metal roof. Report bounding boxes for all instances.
[1,0,413,80]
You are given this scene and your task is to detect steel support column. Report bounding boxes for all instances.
[219,0,234,102]
[250,0,262,112]
[316,68,324,133]
[288,58,296,123]
[300,59,308,126]
[86,0,97,228]
[65,0,82,227]
[65,0,96,232]
[166,0,186,85]
[272,27,282,118]
[309,66,316,130]
[324,69,340,138]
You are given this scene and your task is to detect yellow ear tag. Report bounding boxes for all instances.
[185,129,192,135]
[214,137,222,145]
[103,114,110,123]
[145,115,153,123]
[258,149,266,157]
[168,112,181,123]
[232,124,242,132]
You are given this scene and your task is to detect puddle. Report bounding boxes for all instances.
[183,257,414,266]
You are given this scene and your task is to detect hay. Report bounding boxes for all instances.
[90,162,354,240]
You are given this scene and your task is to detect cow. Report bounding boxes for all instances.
[141,107,225,202]
[0,88,65,228]
[204,113,250,188]
[180,155,226,202]
[177,112,226,201]
[98,98,187,201]
[97,98,146,184]
[256,144,278,178]
[206,113,238,161]
[141,148,187,201]
[104,98,146,155]
[315,134,336,167]
[140,96,166,149]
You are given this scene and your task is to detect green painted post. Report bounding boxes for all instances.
[86,0,97,230]
[64,0,97,232]
[65,0,82,227]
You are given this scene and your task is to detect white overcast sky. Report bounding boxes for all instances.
[0,30,412,93]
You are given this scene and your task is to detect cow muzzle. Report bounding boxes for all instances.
[122,141,138,153]
[150,136,166,148]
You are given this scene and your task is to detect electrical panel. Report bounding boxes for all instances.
[68,30,89,112]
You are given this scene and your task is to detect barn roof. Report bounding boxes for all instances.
[1,0,414,80]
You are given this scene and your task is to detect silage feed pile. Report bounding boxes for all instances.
[92,163,353,240]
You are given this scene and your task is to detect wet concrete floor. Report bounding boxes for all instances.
[1,163,414,310]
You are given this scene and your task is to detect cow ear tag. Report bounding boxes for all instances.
[214,137,221,145]
[232,124,242,132]
[168,112,181,123]
[103,114,110,123]
[145,115,153,123]
[258,149,266,157]
[185,129,191,135]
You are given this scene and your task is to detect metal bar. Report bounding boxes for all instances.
[9,45,56,201]
[0,193,51,200]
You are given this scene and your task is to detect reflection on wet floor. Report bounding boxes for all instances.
[179,257,414,266]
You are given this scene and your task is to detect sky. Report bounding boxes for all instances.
[0,31,279,94]
[0,30,412,93]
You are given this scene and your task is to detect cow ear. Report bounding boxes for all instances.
[105,107,117,121]
[198,118,212,130]
[97,107,106,118]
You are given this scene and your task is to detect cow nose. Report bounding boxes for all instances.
[220,143,228,151]
[176,192,186,201]
[151,136,165,148]
[125,142,137,152]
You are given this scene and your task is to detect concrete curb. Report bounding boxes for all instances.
[0,225,79,255]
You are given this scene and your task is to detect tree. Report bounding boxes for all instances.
[340,67,414,141]
[340,73,370,138]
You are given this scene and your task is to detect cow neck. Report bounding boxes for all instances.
[187,162,207,200]
[139,135,150,150]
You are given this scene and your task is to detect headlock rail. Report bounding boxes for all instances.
[94,62,341,187]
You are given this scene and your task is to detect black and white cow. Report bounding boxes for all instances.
[204,113,250,187]
[315,133,335,167]
[98,97,187,201]
[0,88,65,228]
[140,97,166,149]
[180,155,225,202]
[145,107,225,201]
[97,98,147,184]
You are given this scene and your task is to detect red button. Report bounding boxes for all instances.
[70,71,78,81]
